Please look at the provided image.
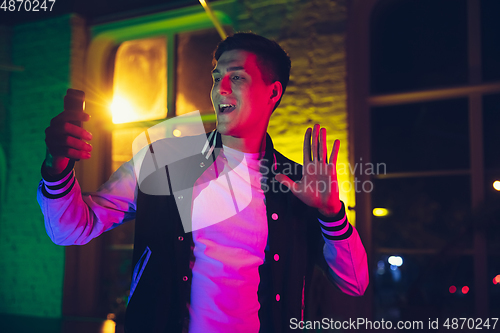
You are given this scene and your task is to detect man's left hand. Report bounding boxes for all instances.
[275,124,342,217]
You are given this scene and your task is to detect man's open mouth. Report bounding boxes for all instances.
[219,104,236,113]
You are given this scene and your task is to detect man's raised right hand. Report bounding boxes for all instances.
[44,110,93,176]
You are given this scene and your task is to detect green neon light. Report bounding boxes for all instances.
[92,1,234,42]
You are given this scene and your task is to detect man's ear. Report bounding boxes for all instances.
[270,81,283,104]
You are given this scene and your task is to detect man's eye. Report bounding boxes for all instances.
[213,77,221,82]
[232,75,241,80]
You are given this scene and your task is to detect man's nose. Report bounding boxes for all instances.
[220,76,232,95]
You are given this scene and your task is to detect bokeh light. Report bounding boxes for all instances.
[493,180,500,191]
[388,255,403,267]
[373,208,389,217]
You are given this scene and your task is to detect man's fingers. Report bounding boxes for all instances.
[311,124,319,162]
[62,122,92,140]
[47,145,92,160]
[329,139,340,165]
[303,127,312,165]
[47,121,92,141]
[64,136,92,152]
[66,148,91,160]
[45,136,92,152]
[50,111,90,126]
[46,135,92,156]
[320,127,327,163]
[44,110,93,161]
[48,111,92,140]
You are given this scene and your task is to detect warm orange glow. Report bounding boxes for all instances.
[449,285,456,293]
[462,286,469,294]
[493,180,500,191]
[112,37,167,124]
[111,96,136,124]
[173,129,182,137]
[101,319,116,333]
[494,275,500,284]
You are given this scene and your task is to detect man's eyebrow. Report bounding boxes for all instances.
[212,66,245,74]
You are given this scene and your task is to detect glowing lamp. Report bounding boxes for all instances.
[449,285,456,293]
[493,181,500,191]
[373,208,389,217]
[173,129,182,137]
[493,275,500,284]
[462,286,469,294]
[110,96,136,124]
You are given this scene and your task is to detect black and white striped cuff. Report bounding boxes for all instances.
[41,160,76,199]
[317,202,353,241]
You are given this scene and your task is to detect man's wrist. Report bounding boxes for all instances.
[318,205,341,218]
[317,202,353,240]
[42,158,75,182]
[40,158,76,199]
[44,149,70,176]
[318,201,344,221]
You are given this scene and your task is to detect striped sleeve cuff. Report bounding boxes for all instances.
[41,159,76,199]
[317,201,353,241]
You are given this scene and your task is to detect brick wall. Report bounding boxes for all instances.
[0,25,11,206]
[0,15,77,318]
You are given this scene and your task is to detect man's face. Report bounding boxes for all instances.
[211,49,277,138]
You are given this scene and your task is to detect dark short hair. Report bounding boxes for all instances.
[213,32,291,111]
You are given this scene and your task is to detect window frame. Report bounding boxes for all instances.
[347,0,500,319]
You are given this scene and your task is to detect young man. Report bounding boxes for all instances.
[39,33,368,333]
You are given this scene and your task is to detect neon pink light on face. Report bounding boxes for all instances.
[211,50,275,139]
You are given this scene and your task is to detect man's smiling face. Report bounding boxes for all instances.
[211,49,279,139]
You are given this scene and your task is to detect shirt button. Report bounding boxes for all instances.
[182,276,188,282]
[200,162,205,168]
[178,236,184,241]
[177,195,183,200]
[272,213,278,220]
[275,294,280,301]
[274,254,279,261]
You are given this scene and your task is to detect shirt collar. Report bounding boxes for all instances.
[202,130,277,172]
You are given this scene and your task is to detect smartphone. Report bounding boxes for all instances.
[64,89,86,160]
[64,89,85,125]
